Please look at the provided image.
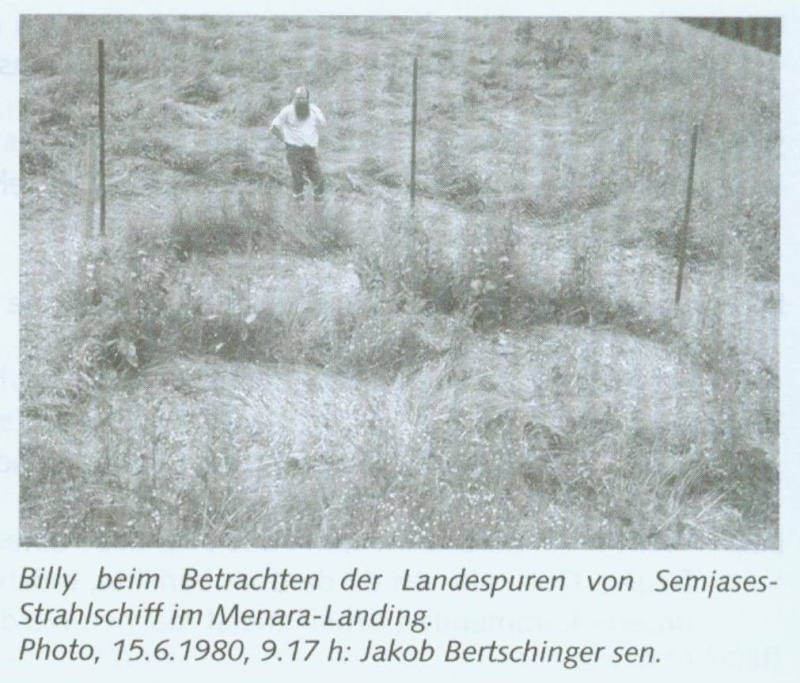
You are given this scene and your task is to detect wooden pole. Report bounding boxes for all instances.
[84,129,97,238]
[675,123,699,305]
[98,39,106,236]
[410,56,418,207]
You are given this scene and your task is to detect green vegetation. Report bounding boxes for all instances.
[20,16,778,548]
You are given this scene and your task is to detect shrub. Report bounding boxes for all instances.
[169,192,275,258]
[69,237,172,375]
[177,192,350,260]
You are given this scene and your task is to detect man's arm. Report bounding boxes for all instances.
[312,104,327,128]
[269,124,284,143]
[269,107,286,142]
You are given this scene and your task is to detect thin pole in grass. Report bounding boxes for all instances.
[675,123,699,305]
[501,213,515,329]
[410,56,418,207]
[98,39,106,236]
[84,128,97,239]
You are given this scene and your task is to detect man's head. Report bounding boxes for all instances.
[293,86,310,120]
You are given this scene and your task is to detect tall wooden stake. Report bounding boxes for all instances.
[84,129,97,238]
[675,123,699,305]
[410,56,418,207]
[98,39,106,236]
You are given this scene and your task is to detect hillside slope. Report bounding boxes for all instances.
[19,16,779,548]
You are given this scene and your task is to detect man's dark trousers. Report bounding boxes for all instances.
[286,144,324,199]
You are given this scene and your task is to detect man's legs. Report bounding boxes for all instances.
[304,148,325,200]
[285,145,306,198]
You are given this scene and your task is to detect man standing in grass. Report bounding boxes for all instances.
[269,86,327,201]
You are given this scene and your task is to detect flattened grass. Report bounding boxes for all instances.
[19,16,779,548]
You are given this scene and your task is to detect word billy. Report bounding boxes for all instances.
[19,566,159,597]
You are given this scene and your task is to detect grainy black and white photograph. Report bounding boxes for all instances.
[19,15,779,549]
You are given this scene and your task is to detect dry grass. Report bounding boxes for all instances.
[19,16,779,548]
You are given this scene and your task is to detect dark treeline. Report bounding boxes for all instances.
[680,18,780,55]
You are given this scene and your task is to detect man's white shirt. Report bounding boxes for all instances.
[271,104,326,147]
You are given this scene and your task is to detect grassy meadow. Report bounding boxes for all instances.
[19,16,779,548]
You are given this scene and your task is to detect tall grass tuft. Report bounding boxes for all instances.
[169,190,352,260]
[67,236,172,376]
